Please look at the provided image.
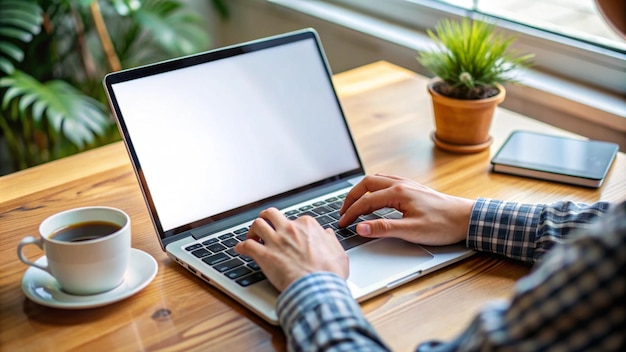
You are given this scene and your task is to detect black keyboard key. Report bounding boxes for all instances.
[202,252,229,266]
[325,197,338,202]
[213,258,244,272]
[202,238,219,245]
[297,210,316,218]
[361,213,382,221]
[218,233,234,240]
[340,236,375,250]
[387,211,403,219]
[191,248,211,258]
[222,238,239,247]
[316,215,335,226]
[239,255,253,262]
[324,222,339,231]
[235,233,248,241]
[285,209,299,216]
[312,205,333,215]
[207,243,227,253]
[226,248,238,257]
[234,227,248,234]
[185,243,203,251]
[247,261,260,271]
[374,207,395,216]
[299,205,313,211]
[328,201,343,210]
[328,211,341,220]
[236,272,266,287]
[225,266,252,280]
[337,228,355,239]
[312,201,326,207]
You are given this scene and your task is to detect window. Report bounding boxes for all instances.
[472,0,625,53]
[428,0,624,53]
[324,0,626,95]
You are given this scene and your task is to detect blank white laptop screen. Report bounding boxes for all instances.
[110,39,360,232]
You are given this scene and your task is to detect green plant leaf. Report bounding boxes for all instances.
[0,0,42,74]
[0,1,42,23]
[109,0,142,16]
[0,16,41,34]
[0,57,14,74]
[132,0,209,56]
[417,18,534,99]
[211,0,230,19]
[0,70,110,147]
[0,41,23,61]
[0,27,34,42]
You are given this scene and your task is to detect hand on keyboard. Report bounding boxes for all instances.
[235,207,348,292]
[184,192,400,289]
[338,174,473,246]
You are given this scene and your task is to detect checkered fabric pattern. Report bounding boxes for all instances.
[276,200,625,352]
[468,198,611,263]
[277,272,390,352]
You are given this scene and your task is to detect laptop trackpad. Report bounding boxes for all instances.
[348,238,434,289]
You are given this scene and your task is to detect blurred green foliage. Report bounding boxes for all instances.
[0,0,222,174]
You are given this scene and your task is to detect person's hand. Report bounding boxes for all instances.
[234,207,348,292]
[338,174,475,246]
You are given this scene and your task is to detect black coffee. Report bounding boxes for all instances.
[50,221,122,242]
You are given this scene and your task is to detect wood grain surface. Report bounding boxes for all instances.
[1,61,624,352]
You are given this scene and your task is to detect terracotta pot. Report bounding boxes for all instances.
[427,79,505,153]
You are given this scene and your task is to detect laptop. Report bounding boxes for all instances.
[103,28,474,325]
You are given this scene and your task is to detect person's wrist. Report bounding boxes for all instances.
[452,196,475,241]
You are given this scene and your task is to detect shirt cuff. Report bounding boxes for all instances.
[467,197,542,263]
[276,271,357,328]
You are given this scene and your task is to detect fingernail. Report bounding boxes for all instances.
[357,223,371,236]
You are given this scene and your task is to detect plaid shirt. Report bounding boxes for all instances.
[276,198,625,351]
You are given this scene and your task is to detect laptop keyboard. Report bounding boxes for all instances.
[183,193,403,287]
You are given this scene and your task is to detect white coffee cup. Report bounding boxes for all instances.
[17,206,131,295]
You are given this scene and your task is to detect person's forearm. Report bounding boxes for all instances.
[427,200,626,351]
[467,198,611,263]
[277,272,390,352]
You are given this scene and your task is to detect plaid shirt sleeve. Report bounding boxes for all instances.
[276,272,390,352]
[438,200,626,351]
[467,198,611,263]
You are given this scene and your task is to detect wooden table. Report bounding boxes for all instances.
[1,61,624,352]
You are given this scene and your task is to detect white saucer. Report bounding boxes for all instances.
[21,248,158,309]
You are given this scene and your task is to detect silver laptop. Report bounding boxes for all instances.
[103,28,473,325]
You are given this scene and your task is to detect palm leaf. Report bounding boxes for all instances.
[0,70,110,147]
[133,0,209,56]
[0,0,42,74]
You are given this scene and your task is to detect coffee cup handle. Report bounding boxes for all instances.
[17,236,50,273]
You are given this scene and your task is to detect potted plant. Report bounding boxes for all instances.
[418,18,533,153]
